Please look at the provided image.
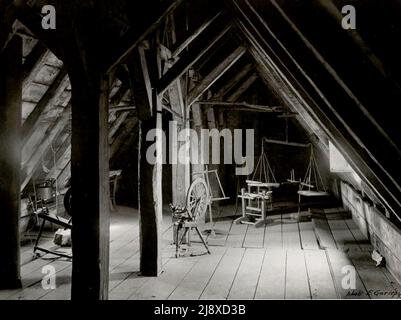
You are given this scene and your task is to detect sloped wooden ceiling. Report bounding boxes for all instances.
[224,0,401,218]
[3,0,401,219]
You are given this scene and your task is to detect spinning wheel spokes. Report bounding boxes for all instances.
[186,178,209,221]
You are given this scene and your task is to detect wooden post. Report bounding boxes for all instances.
[138,96,163,276]
[161,49,188,205]
[129,46,163,276]
[191,100,205,183]
[69,69,110,300]
[170,92,188,205]
[0,36,22,289]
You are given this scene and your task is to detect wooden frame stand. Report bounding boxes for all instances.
[235,186,272,228]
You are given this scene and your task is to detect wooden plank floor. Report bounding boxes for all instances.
[3,205,401,300]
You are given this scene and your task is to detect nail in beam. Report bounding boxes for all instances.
[0,36,22,289]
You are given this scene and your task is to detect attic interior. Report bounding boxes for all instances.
[1,0,401,300]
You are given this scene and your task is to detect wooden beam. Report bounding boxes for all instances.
[171,10,222,58]
[21,104,71,184]
[169,82,188,204]
[203,92,224,211]
[110,120,139,165]
[22,66,68,144]
[35,127,70,182]
[43,77,132,189]
[159,43,188,203]
[110,83,130,108]
[70,73,110,299]
[269,0,401,213]
[21,42,47,80]
[98,78,111,299]
[187,46,247,107]
[107,71,133,142]
[109,106,136,112]
[63,28,111,297]
[127,46,153,120]
[226,72,258,102]
[20,105,71,191]
[46,141,71,184]
[0,36,22,289]
[138,96,163,276]
[317,0,393,85]
[109,111,130,142]
[135,43,164,276]
[168,72,190,204]
[157,19,232,96]
[56,159,71,189]
[256,52,330,156]
[167,81,185,120]
[22,50,56,96]
[14,3,63,59]
[263,138,311,148]
[198,64,256,117]
[198,101,283,112]
[110,116,139,160]
[190,96,205,208]
[228,0,401,215]
[215,62,253,97]
[107,0,185,74]
[0,1,16,53]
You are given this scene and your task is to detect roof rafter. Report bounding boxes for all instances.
[22,66,68,144]
[171,10,223,58]
[127,45,153,120]
[226,0,401,216]
[14,2,63,59]
[0,0,18,53]
[225,72,258,102]
[215,62,253,98]
[187,45,246,107]
[21,104,71,190]
[156,17,232,96]
[107,0,185,74]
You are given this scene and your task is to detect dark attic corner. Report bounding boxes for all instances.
[1,0,401,304]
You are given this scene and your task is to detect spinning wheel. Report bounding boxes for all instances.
[171,178,211,258]
[186,178,209,222]
[192,166,230,238]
